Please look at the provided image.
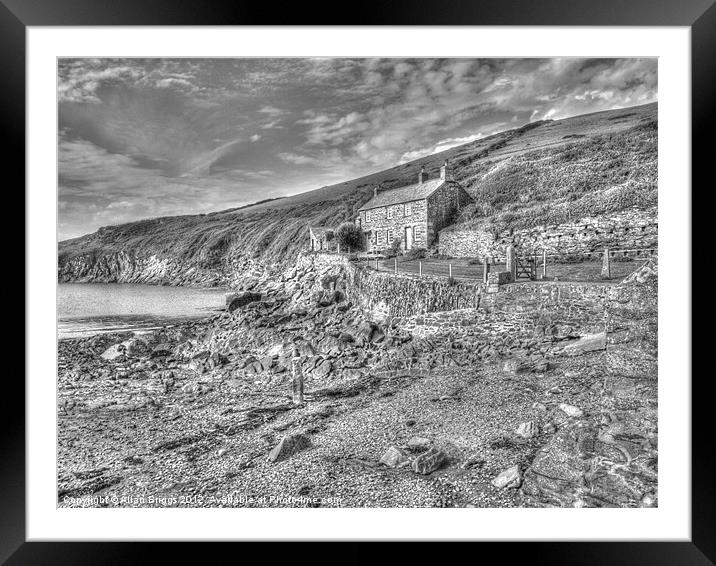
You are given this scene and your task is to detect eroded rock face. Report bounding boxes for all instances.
[267,433,311,463]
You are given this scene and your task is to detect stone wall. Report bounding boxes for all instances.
[400,281,611,340]
[345,268,484,319]
[438,206,657,259]
[426,182,473,245]
[305,252,484,319]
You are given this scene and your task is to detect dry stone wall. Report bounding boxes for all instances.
[399,282,611,341]
[439,206,657,259]
[305,252,484,319]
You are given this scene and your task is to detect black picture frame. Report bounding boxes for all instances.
[6,0,708,562]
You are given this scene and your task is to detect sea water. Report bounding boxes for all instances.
[57,283,227,339]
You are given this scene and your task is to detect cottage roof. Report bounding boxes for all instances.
[358,178,451,211]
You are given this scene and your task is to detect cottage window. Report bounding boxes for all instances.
[366,210,371,223]
[387,229,393,243]
[404,202,412,216]
[387,206,394,219]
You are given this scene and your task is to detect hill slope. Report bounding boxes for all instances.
[58,102,657,286]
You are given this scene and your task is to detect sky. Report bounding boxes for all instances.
[58,57,657,240]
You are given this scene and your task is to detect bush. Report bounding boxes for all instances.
[467,257,482,265]
[390,236,403,255]
[335,222,363,251]
[401,247,427,261]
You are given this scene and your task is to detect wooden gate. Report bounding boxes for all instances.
[515,256,536,280]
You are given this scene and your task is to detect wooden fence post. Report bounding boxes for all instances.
[394,258,397,274]
[449,263,452,278]
[419,261,422,277]
[601,248,611,279]
[542,249,547,279]
[376,258,379,271]
[483,257,490,283]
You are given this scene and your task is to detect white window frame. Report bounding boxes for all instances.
[387,206,394,219]
[404,202,412,216]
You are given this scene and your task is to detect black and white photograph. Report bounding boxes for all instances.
[55,56,660,510]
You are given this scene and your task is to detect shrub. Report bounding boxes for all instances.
[467,257,483,265]
[401,247,427,261]
[390,236,403,255]
[335,222,363,251]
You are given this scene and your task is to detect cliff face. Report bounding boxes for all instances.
[58,103,657,286]
[59,250,230,286]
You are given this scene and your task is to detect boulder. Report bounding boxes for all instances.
[379,446,408,468]
[515,421,539,439]
[407,436,432,450]
[312,359,332,380]
[492,464,522,489]
[125,338,150,357]
[267,433,311,463]
[502,359,523,374]
[151,343,174,358]
[559,403,584,418]
[411,447,446,475]
[100,343,126,361]
[559,332,607,357]
[227,292,262,313]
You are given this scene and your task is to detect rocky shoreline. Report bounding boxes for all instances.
[58,256,658,508]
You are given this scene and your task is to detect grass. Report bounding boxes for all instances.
[359,257,644,283]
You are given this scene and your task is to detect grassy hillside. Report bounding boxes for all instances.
[58,102,656,282]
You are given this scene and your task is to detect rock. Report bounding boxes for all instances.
[338,332,354,344]
[515,421,539,439]
[125,338,150,357]
[502,359,522,374]
[151,343,173,358]
[260,355,274,372]
[295,341,316,358]
[411,447,446,475]
[559,332,607,357]
[100,343,126,361]
[379,446,408,468]
[227,292,262,313]
[407,436,432,450]
[207,352,227,370]
[312,359,332,380]
[267,433,311,463]
[492,464,522,489]
[559,403,584,418]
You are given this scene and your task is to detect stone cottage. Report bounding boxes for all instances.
[308,226,336,252]
[356,161,472,252]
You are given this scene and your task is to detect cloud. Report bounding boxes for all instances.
[57,57,657,239]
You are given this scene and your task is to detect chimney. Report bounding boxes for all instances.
[418,165,427,184]
[374,186,378,198]
[440,159,453,181]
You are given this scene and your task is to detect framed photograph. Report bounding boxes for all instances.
[9,0,709,561]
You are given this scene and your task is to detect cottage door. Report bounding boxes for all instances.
[404,226,413,250]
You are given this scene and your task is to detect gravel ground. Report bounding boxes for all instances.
[58,337,612,508]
